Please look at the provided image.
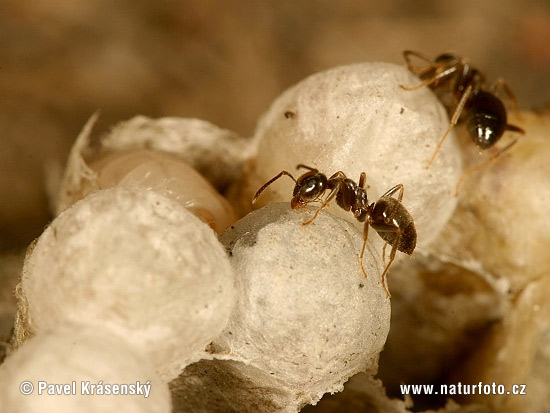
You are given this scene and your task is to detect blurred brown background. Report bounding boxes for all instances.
[1,0,549,250]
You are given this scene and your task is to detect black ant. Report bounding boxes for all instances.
[400,50,524,193]
[252,164,417,297]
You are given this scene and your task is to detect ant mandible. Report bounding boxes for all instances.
[400,50,524,194]
[252,164,417,298]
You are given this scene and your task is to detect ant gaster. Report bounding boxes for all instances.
[252,164,417,298]
[400,50,524,193]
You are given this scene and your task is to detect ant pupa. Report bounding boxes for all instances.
[400,50,524,194]
[252,164,416,297]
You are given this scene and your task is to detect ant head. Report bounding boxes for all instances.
[291,172,328,210]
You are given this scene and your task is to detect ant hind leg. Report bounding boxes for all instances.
[380,231,401,298]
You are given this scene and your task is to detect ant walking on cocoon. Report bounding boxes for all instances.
[252,164,417,298]
[400,50,525,194]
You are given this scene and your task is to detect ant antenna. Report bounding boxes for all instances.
[252,171,296,204]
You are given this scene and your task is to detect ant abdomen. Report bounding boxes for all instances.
[371,198,416,255]
[466,91,508,149]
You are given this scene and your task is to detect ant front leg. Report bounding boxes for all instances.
[302,176,345,226]
[426,84,472,169]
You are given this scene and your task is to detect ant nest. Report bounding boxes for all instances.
[13,186,236,382]
[4,60,549,412]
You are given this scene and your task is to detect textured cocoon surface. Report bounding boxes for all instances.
[210,203,391,410]
[243,62,461,248]
[0,325,171,412]
[18,186,235,381]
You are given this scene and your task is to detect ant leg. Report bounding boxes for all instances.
[371,225,402,298]
[380,231,400,298]
[455,138,518,196]
[302,181,343,226]
[381,184,404,202]
[359,220,371,279]
[491,78,522,116]
[252,171,296,204]
[382,242,389,264]
[506,124,525,135]
[426,84,473,169]
[400,66,457,91]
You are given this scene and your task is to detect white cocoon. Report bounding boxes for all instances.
[20,187,235,381]
[247,62,461,248]
[215,203,391,408]
[0,325,171,412]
